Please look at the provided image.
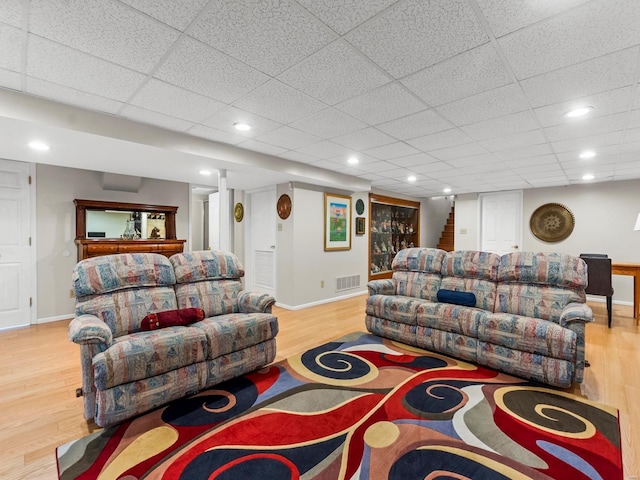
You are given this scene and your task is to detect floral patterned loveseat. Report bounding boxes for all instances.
[366,248,593,388]
[68,250,278,427]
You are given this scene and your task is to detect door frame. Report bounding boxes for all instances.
[478,190,523,254]
[244,186,277,296]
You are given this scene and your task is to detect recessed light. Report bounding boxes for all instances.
[199,170,212,176]
[408,175,417,182]
[348,156,359,165]
[443,187,452,194]
[579,150,596,159]
[582,173,595,181]
[234,122,251,131]
[566,106,593,118]
[28,140,50,151]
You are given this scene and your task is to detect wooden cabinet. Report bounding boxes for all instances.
[74,199,186,261]
[369,194,420,280]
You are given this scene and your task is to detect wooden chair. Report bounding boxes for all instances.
[580,254,614,328]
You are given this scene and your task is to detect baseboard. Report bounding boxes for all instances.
[276,290,367,311]
[585,295,632,306]
[36,314,74,324]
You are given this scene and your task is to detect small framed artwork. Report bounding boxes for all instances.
[324,193,351,251]
[355,217,366,235]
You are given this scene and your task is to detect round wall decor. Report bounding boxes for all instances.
[277,194,292,220]
[355,198,365,215]
[234,202,244,222]
[530,202,575,243]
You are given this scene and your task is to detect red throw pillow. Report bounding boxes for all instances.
[140,308,205,331]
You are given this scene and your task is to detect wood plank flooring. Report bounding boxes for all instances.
[0,296,637,479]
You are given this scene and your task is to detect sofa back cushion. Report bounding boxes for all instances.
[174,280,243,317]
[73,253,176,297]
[392,248,446,300]
[170,250,244,283]
[495,252,587,322]
[440,250,500,311]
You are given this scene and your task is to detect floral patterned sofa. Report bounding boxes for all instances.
[68,250,278,427]
[366,248,593,388]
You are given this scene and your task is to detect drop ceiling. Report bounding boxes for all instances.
[1,0,639,197]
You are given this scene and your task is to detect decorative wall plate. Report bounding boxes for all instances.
[355,198,365,215]
[277,194,292,220]
[234,202,244,222]
[530,202,575,243]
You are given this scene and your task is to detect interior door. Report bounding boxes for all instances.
[480,191,522,255]
[246,188,276,297]
[0,159,31,329]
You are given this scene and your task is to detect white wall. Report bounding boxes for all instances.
[453,180,640,303]
[36,164,190,321]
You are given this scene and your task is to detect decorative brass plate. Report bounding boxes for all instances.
[277,194,292,220]
[234,202,244,222]
[530,202,575,243]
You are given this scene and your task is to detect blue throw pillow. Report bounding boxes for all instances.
[437,289,476,307]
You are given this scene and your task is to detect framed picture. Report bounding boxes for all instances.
[355,217,366,235]
[324,193,351,251]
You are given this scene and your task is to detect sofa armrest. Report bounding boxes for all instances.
[68,314,113,347]
[238,291,276,314]
[559,302,594,327]
[367,279,396,296]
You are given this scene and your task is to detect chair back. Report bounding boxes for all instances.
[579,254,613,296]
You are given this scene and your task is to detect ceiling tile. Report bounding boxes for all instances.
[201,106,282,138]
[629,109,640,128]
[29,0,179,73]
[476,0,590,38]
[364,141,420,160]
[0,69,21,90]
[255,126,321,150]
[356,161,399,173]
[326,153,380,166]
[27,77,124,114]
[460,111,539,141]
[26,35,146,102]
[154,37,269,103]
[502,154,558,169]
[411,161,456,175]
[296,0,398,35]
[407,128,474,152]
[120,105,195,131]
[387,153,439,168]
[189,0,337,76]
[401,43,512,107]
[429,143,488,161]
[277,40,390,105]
[498,0,640,79]
[130,79,225,123]
[0,24,22,71]
[446,153,502,168]
[551,131,624,154]
[624,126,640,143]
[332,127,396,151]
[278,150,319,163]
[544,112,628,142]
[521,49,638,108]
[187,124,246,145]
[376,110,453,140]
[479,129,546,152]
[290,108,367,138]
[119,0,208,31]
[335,82,426,125]
[346,0,488,78]
[493,143,553,161]
[233,79,326,124]
[0,0,23,27]
[237,139,288,156]
[436,84,528,126]
[296,140,354,159]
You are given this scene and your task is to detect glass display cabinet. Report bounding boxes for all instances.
[369,194,420,280]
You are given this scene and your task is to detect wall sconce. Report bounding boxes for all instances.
[635,213,640,231]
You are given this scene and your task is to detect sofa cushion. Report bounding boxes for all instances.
[392,247,447,273]
[193,313,279,359]
[436,289,476,307]
[441,250,500,281]
[416,303,485,337]
[174,280,243,317]
[93,326,208,390]
[495,283,585,323]
[75,286,178,337]
[479,313,577,361]
[416,327,478,363]
[393,271,442,301]
[498,252,587,289]
[366,295,422,325]
[171,250,244,283]
[440,277,497,311]
[73,253,176,297]
[140,308,205,331]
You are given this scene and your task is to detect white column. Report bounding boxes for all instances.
[218,169,231,252]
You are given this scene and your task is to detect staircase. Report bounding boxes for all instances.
[437,206,455,252]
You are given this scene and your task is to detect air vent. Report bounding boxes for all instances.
[336,274,360,292]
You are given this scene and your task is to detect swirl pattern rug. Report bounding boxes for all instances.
[57,332,622,479]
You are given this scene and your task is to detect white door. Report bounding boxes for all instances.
[0,159,32,329]
[246,188,276,297]
[480,191,522,255]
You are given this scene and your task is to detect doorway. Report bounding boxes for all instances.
[479,190,523,255]
[245,187,276,297]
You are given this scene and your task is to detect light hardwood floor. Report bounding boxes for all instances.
[1,296,638,479]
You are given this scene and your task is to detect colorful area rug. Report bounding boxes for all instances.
[57,332,622,479]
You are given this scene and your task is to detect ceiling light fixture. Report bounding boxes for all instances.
[408,175,417,182]
[579,150,596,159]
[199,170,212,176]
[28,140,50,151]
[348,156,359,165]
[582,173,595,181]
[233,122,251,131]
[443,187,452,194]
[566,106,593,118]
